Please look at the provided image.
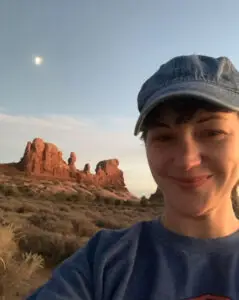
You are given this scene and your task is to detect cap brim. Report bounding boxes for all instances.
[134,81,239,136]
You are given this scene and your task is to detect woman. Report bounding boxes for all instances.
[27,55,239,299]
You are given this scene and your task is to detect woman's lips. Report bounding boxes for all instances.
[169,175,213,188]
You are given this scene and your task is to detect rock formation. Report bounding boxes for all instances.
[68,152,76,168]
[83,163,90,174]
[17,138,127,191]
[18,138,69,177]
[68,152,77,176]
[95,159,125,188]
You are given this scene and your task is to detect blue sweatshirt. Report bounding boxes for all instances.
[26,220,239,299]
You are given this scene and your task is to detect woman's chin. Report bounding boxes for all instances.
[164,192,216,217]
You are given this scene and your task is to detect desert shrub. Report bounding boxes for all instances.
[124,200,135,206]
[233,201,239,218]
[0,224,43,299]
[77,192,95,202]
[51,191,91,203]
[94,195,103,204]
[137,207,148,212]
[103,197,114,205]
[18,185,35,197]
[65,193,79,202]
[94,217,126,230]
[28,213,58,228]
[114,199,123,206]
[52,180,61,185]
[28,213,72,234]
[15,203,37,214]
[66,192,89,202]
[141,195,148,201]
[103,197,124,205]
[84,210,101,220]
[94,195,117,205]
[140,197,149,207]
[57,204,71,213]
[19,229,80,267]
[71,217,98,237]
[16,206,25,214]
[51,192,67,202]
[0,184,20,197]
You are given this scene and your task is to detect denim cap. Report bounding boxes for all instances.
[134,54,239,136]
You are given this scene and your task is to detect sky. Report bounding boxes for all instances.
[1,0,239,197]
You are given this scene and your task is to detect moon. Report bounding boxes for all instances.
[33,56,43,66]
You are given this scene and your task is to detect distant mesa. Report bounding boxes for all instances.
[11,137,128,192]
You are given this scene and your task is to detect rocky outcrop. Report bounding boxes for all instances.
[95,159,125,189]
[18,138,69,177]
[68,152,76,169]
[83,163,90,174]
[17,138,127,191]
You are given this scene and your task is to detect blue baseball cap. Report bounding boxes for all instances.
[134,54,239,136]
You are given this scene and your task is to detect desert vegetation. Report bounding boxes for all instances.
[0,173,239,299]
[0,174,163,299]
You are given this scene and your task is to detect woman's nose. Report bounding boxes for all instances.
[173,135,202,170]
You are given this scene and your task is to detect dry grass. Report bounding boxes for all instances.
[0,175,163,298]
[19,228,81,267]
[0,224,43,299]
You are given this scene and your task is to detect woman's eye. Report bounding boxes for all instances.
[201,130,226,138]
[155,135,174,142]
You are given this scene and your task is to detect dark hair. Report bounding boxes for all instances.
[140,96,236,141]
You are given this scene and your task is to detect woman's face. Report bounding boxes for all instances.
[145,108,239,217]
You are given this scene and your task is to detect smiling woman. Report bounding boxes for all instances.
[144,100,239,233]
[26,55,239,300]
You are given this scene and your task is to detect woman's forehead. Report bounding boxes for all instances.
[144,97,235,124]
[153,106,218,120]
[156,110,230,124]
[145,106,236,128]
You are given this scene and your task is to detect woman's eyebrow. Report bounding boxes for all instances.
[197,115,227,123]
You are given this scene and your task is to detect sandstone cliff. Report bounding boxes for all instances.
[17,138,127,191]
